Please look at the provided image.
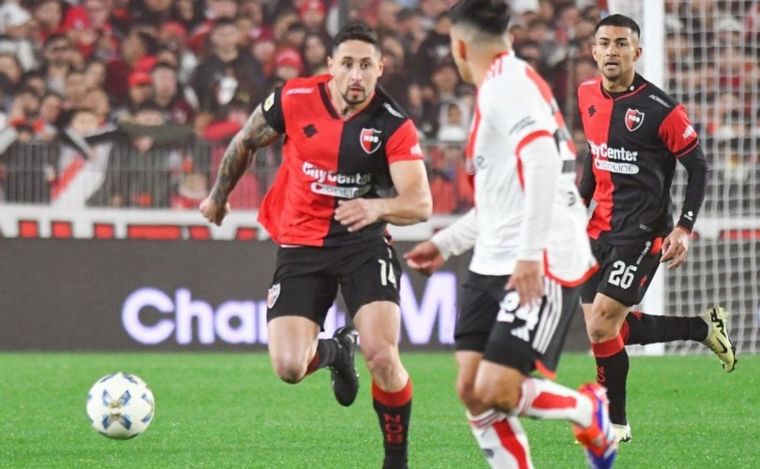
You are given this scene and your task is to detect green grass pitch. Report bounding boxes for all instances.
[1,353,757,468]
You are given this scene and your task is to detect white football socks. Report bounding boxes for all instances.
[468,409,534,469]
[514,377,592,428]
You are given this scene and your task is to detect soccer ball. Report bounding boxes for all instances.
[86,372,155,439]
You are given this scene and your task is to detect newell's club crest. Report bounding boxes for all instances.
[625,108,645,132]
[360,128,382,154]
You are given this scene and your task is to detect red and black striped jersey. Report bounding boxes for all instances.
[260,74,423,247]
[578,73,705,245]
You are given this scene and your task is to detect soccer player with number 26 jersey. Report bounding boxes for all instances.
[577,14,737,445]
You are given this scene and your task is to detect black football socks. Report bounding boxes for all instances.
[372,379,412,469]
[622,311,709,345]
[592,335,629,425]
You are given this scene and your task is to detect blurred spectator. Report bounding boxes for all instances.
[63,69,88,112]
[41,33,74,96]
[158,23,198,85]
[301,32,329,76]
[0,53,23,103]
[60,0,118,60]
[431,60,458,101]
[553,1,580,46]
[272,47,304,85]
[251,29,278,79]
[283,21,308,51]
[151,63,194,125]
[409,81,441,139]
[3,88,44,142]
[39,92,64,128]
[537,0,555,23]
[187,0,239,54]
[413,12,451,84]
[192,17,264,114]
[0,1,36,70]
[436,101,468,143]
[271,7,300,44]
[418,0,448,31]
[84,59,107,91]
[32,0,64,43]
[113,71,154,122]
[20,71,48,99]
[378,35,412,109]
[427,145,456,214]
[135,0,174,25]
[105,27,158,105]
[396,8,426,54]
[90,101,193,208]
[375,0,401,37]
[83,88,111,124]
[172,0,204,32]
[240,0,266,26]
[299,0,328,36]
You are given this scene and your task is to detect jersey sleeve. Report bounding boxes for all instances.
[385,119,424,163]
[261,87,286,134]
[658,104,699,158]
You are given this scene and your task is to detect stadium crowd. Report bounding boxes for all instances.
[0,0,757,212]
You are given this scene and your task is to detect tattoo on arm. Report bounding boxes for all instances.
[211,105,281,205]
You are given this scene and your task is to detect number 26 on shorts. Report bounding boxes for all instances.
[608,260,637,289]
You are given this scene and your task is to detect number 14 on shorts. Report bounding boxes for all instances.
[378,259,397,287]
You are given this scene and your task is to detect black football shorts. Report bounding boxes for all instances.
[580,237,663,307]
[266,238,402,328]
[455,271,580,377]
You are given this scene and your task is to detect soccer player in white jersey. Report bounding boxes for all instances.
[405,1,617,468]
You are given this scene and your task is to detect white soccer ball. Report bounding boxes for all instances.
[86,372,155,439]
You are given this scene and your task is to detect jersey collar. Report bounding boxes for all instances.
[600,73,647,100]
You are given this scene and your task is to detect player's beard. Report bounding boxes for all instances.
[341,86,368,107]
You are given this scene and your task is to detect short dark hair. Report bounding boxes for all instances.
[449,0,510,37]
[151,62,177,74]
[332,22,379,52]
[595,14,641,38]
[212,17,238,30]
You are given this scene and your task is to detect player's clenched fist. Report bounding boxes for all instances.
[404,241,445,277]
[199,197,231,226]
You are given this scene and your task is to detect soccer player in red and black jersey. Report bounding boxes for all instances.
[200,23,432,469]
[577,14,737,444]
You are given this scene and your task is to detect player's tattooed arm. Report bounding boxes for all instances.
[209,104,280,205]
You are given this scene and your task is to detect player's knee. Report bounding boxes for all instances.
[456,377,483,411]
[455,376,474,403]
[364,347,396,374]
[473,376,521,412]
[586,307,621,342]
[271,357,307,384]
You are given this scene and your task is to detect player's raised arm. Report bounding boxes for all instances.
[200,104,281,225]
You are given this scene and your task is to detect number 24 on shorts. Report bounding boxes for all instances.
[608,260,637,289]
